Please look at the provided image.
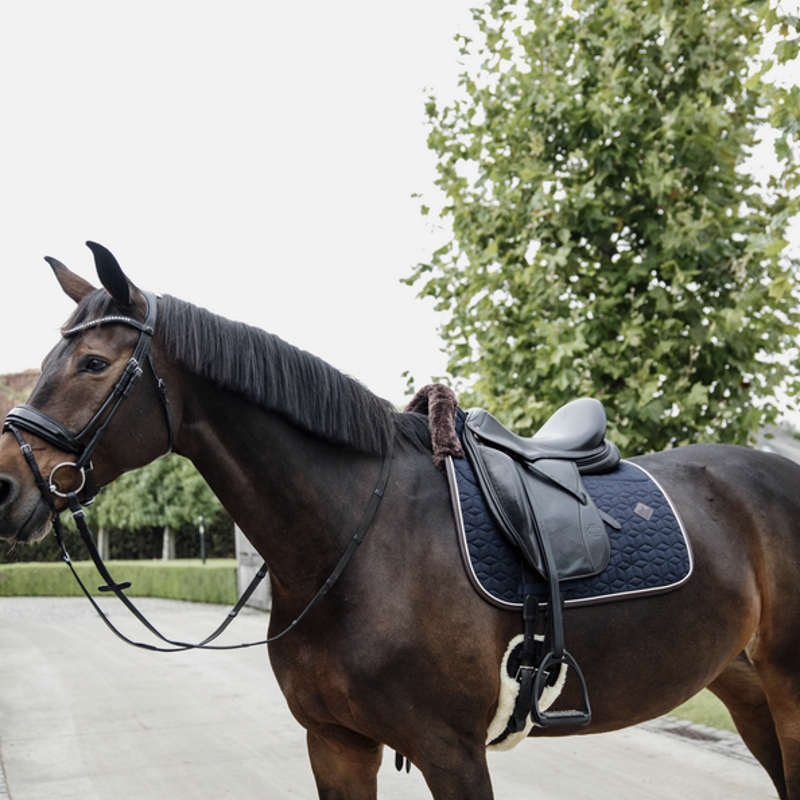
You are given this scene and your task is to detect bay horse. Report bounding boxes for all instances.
[0,243,799,800]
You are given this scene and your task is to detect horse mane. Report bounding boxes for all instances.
[156,295,431,456]
[61,289,431,456]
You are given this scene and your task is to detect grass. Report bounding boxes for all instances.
[0,559,238,605]
[668,689,736,732]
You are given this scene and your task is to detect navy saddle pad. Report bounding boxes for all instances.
[446,443,692,609]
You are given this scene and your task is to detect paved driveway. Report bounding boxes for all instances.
[0,597,776,799]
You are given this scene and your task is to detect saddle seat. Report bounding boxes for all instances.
[465,398,620,474]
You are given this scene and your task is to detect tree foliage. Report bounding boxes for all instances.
[89,454,222,532]
[410,0,800,454]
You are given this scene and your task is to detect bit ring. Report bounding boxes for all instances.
[48,462,87,498]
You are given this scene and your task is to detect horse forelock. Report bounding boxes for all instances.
[156,294,429,456]
[61,289,121,332]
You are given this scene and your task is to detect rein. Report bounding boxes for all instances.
[3,293,393,651]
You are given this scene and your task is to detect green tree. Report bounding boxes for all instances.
[90,455,221,533]
[410,0,800,454]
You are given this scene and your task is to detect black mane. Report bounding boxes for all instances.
[157,295,431,456]
[62,289,431,456]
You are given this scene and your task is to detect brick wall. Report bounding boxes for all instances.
[0,369,40,418]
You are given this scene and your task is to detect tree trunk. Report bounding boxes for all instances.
[162,525,175,561]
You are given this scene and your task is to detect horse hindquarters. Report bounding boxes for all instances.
[699,448,800,800]
[744,472,800,800]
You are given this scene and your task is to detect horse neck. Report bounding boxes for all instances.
[170,373,386,591]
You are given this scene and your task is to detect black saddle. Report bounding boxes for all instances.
[460,397,621,731]
[463,398,620,583]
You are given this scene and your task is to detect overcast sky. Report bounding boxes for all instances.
[2,2,797,410]
[0,1,476,402]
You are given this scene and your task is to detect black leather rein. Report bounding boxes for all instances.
[3,292,393,652]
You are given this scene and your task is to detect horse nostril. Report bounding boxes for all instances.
[0,475,17,508]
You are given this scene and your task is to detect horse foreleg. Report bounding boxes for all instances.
[709,652,787,799]
[411,738,495,800]
[417,761,495,800]
[306,727,383,800]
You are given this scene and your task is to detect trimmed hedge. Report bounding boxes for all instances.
[0,515,236,564]
[0,559,238,604]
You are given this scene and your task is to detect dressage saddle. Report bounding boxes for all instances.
[405,386,622,730]
[462,398,620,583]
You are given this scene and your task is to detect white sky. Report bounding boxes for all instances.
[0,1,475,403]
[1,2,797,409]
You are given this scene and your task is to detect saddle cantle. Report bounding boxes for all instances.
[462,399,620,583]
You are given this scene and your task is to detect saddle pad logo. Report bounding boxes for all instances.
[634,502,654,521]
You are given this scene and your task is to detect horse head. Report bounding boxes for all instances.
[0,243,173,543]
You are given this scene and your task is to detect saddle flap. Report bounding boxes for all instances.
[521,458,611,579]
[469,444,546,576]
[463,428,611,582]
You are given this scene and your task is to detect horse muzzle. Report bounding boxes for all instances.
[0,471,52,543]
[0,429,63,544]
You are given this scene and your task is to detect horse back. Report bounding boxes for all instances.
[633,442,800,612]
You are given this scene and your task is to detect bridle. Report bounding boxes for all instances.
[4,290,172,510]
[2,289,392,652]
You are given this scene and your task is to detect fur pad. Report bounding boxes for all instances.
[404,384,464,471]
[486,634,568,751]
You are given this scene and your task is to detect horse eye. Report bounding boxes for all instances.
[82,356,109,374]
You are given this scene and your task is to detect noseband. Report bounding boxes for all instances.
[3,290,173,510]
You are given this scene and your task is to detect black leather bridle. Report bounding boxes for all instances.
[4,290,172,511]
[2,289,392,651]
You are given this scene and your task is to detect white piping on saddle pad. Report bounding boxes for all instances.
[486,634,568,751]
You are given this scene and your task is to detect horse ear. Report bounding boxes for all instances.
[86,241,132,308]
[45,256,97,303]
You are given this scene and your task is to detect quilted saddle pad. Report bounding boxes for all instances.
[446,453,693,610]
